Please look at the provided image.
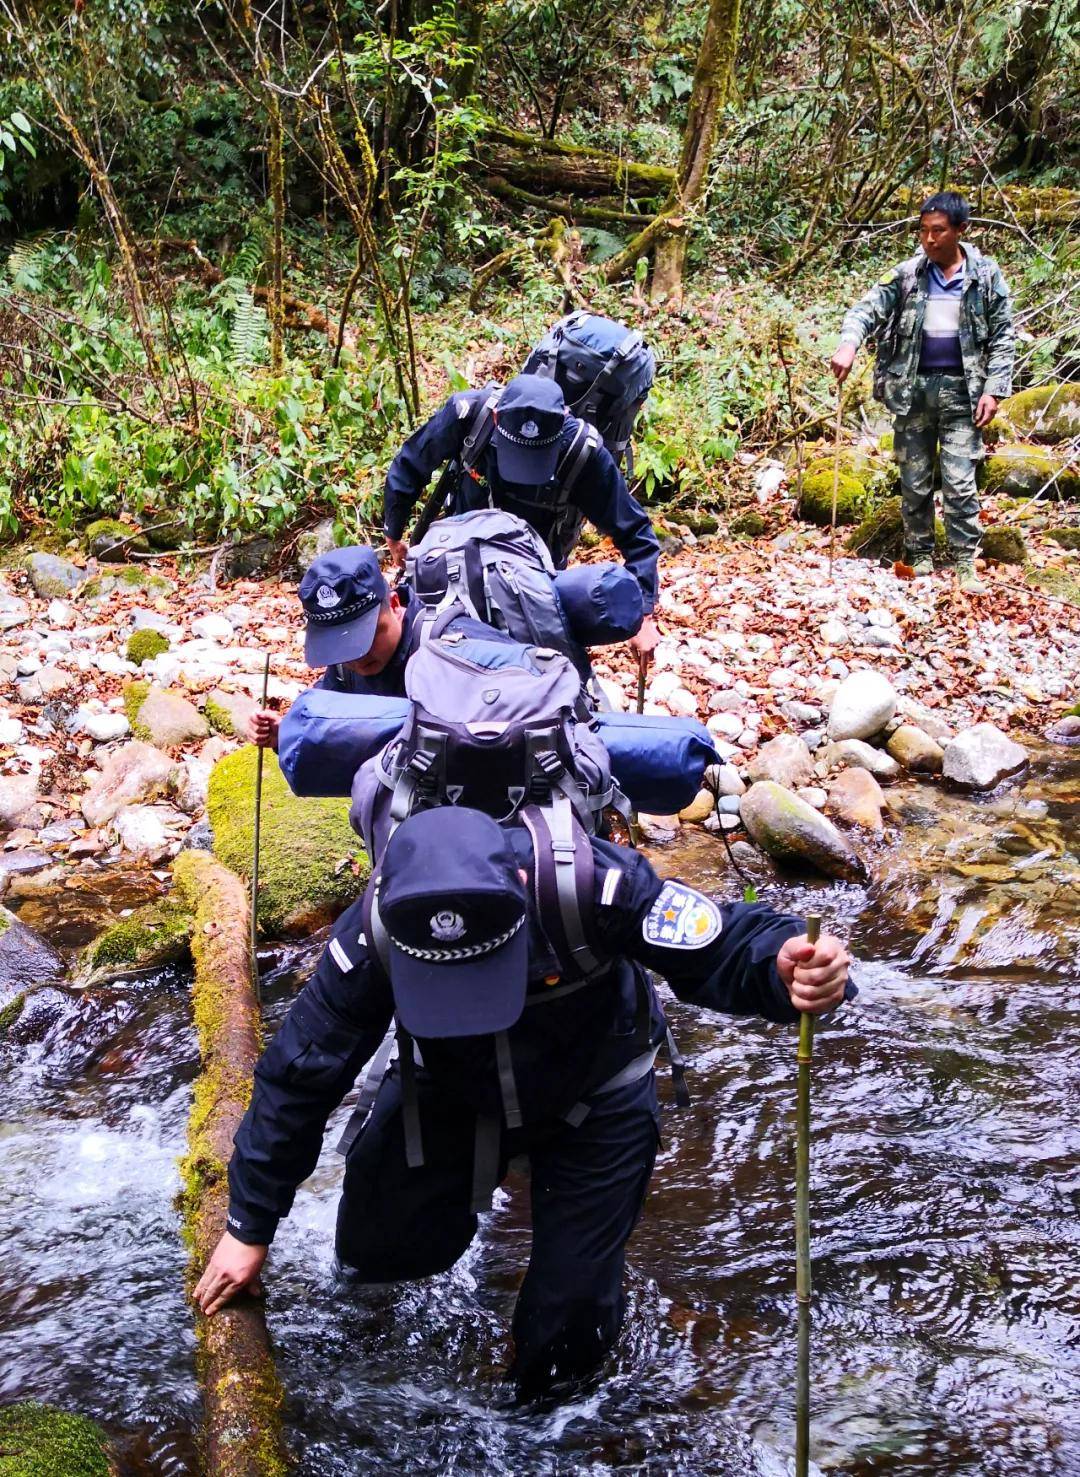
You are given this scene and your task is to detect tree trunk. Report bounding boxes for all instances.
[176,851,288,1477]
[604,0,741,302]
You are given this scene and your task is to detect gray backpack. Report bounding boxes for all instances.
[350,629,622,862]
[406,508,583,662]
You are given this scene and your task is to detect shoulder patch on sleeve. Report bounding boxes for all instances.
[642,882,722,949]
[878,268,898,286]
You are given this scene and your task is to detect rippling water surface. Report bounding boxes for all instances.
[0,753,1077,1474]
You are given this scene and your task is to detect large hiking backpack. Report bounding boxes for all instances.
[523,311,655,472]
[349,629,623,862]
[406,509,580,660]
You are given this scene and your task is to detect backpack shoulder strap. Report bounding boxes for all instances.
[521,797,601,978]
[555,421,602,504]
[461,386,500,475]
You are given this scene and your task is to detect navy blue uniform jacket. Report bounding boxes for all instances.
[382,389,660,614]
[226,838,805,1245]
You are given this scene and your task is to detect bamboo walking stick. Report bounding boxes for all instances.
[250,653,271,1003]
[795,912,821,1476]
[828,387,843,580]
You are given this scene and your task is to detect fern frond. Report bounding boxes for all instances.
[229,287,269,366]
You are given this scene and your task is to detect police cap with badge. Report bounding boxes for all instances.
[375,807,530,1038]
[492,373,568,485]
[299,547,388,666]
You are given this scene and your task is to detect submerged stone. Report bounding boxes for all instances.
[0,904,64,1006]
[740,780,866,881]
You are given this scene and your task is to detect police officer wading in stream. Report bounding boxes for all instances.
[381,373,662,668]
[831,191,1016,594]
[194,807,852,1394]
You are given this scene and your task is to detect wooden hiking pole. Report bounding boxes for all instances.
[795,912,822,1475]
[250,653,270,1002]
[828,387,843,580]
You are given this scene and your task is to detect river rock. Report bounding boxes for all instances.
[136,688,209,747]
[81,741,176,826]
[25,552,82,599]
[942,723,1029,791]
[740,781,866,880]
[704,762,745,798]
[886,724,944,773]
[0,716,24,745]
[1045,715,1080,745]
[824,738,901,781]
[747,733,814,789]
[205,688,257,737]
[637,813,681,843]
[78,708,131,744]
[707,711,744,741]
[191,613,234,643]
[678,790,715,824]
[0,905,64,1005]
[895,698,954,744]
[0,586,30,631]
[0,775,44,830]
[16,665,74,704]
[111,805,173,857]
[796,786,827,809]
[295,518,337,569]
[826,768,886,833]
[827,670,897,741]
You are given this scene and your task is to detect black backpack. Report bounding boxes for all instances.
[523,311,656,472]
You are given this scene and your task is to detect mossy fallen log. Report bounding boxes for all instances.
[175,850,287,1477]
[207,747,367,937]
[477,124,674,201]
[0,1401,113,1476]
[889,184,1080,228]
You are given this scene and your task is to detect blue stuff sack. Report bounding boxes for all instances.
[553,563,644,646]
[278,686,718,815]
[278,689,410,797]
[594,711,717,815]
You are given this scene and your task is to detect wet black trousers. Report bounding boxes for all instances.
[335,1067,660,1391]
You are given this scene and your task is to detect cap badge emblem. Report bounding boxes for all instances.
[430,910,466,942]
[315,583,340,609]
[520,419,540,439]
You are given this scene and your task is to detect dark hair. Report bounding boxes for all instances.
[919,191,970,228]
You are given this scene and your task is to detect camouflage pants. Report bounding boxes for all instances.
[893,374,983,559]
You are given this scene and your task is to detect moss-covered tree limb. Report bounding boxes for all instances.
[175,850,287,1477]
[484,176,658,226]
[476,123,674,200]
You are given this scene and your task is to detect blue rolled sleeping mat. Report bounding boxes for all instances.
[552,563,643,645]
[278,688,718,815]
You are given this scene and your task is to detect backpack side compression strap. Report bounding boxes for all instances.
[521,798,601,978]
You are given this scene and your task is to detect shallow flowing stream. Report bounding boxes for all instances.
[1,749,1077,1475]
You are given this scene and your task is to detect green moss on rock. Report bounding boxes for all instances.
[122,680,151,739]
[1047,527,1080,550]
[730,510,767,537]
[80,898,194,982]
[1025,566,1080,608]
[0,1402,111,1477]
[797,470,865,527]
[81,567,174,601]
[993,383,1080,444]
[980,525,1027,564]
[207,747,367,937]
[125,628,169,666]
[845,496,946,561]
[879,430,894,453]
[84,518,149,562]
[981,445,1080,498]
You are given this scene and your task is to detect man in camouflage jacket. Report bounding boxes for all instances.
[832,191,1015,592]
